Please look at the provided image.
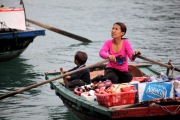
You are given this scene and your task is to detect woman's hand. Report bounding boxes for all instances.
[108,55,116,62]
[133,50,141,56]
[132,50,141,60]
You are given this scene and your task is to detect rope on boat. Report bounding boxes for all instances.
[160,105,180,115]
[129,97,180,108]
[0,21,7,29]
[168,60,176,79]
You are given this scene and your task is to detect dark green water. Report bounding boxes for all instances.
[0,0,180,119]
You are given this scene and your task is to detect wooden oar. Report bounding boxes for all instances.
[0,59,108,100]
[137,55,180,72]
[26,18,92,43]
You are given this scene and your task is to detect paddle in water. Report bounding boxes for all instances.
[0,59,108,100]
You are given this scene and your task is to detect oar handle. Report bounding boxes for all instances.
[26,18,92,43]
[0,59,109,100]
[137,55,180,72]
[64,59,109,76]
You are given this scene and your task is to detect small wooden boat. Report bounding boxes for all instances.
[0,4,45,62]
[45,63,180,120]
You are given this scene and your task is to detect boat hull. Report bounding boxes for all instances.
[51,81,180,120]
[0,48,27,62]
[0,29,45,62]
[60,95,180,120]
[45,65,180,120]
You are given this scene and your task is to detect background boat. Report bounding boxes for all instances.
[0,1,45,62]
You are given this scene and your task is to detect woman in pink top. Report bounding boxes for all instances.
[99,22,141,83]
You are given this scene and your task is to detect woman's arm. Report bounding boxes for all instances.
[125,40,134,61]
[99,40,111,59]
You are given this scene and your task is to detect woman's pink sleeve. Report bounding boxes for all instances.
[125,40,134,61]
[99,40,110,59]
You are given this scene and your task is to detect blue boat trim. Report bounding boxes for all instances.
[0,30,45,39]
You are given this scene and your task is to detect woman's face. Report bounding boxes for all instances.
[111,24,124,39]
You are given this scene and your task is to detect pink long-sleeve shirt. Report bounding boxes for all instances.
[99,39,134,72]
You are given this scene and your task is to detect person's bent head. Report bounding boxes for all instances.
[74,51,88,65]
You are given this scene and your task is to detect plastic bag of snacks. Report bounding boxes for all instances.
[172,80,180,97]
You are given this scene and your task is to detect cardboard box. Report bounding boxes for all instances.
[138,82,174,102]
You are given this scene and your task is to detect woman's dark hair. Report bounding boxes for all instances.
[114,22,127,35]
[75,51,88,65]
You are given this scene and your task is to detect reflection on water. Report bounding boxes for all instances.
[0,57,42,120]
[0,57,78,120]
[0,57,39,92]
